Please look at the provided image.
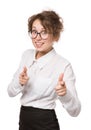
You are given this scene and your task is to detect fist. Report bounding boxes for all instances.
[19,66,29,86]
[55,73,66,96]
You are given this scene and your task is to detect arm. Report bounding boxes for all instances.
[56,64,81,117]
[7,67,24,97]
[7,51,29,97]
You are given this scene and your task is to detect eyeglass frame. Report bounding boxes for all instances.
[29,30,52,40]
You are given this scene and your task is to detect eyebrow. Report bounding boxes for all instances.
[32,26,45,30]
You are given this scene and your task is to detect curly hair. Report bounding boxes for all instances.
[28,10,64,41]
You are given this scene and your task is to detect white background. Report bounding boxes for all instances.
[0,0,91,130]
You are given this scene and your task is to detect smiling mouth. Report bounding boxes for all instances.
[35,42,44,48]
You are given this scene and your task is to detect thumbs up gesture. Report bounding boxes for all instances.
[55,73,66,96]
[19,66,29,86]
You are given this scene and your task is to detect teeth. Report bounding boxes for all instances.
[36,43,43,47]
[36,43,42,45]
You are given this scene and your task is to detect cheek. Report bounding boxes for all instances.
[48,35,54,43]
[31,39,34,42]
[31,39,36,45]
[46,38,54,46]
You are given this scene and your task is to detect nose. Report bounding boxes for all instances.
[36,33,42,40]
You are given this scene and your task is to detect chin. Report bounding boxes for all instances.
[35,45,43,50]
[35,48,43,51]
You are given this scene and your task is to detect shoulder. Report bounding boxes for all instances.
[21,49,34,58]
[19,49,34,67]
[54,53,75,78]
[55,53,70,67]
[22,49,34,56]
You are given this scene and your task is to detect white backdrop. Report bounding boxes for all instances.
[0,0,91,130]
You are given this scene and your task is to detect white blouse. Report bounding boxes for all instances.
[7,49,81,116]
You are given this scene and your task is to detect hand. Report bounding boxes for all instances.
[55,73,66,96]
[19,66,29,86]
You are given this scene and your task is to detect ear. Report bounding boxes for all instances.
[53,36,59,42]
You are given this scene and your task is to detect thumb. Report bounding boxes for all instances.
[58,73,64,82]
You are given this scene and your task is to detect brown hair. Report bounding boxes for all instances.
[28,10,64,41]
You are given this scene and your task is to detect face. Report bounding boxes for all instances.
[31,19,55,55]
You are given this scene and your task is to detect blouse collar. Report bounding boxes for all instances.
[32,48,57,69]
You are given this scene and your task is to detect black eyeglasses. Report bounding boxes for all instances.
[29,30,49,39]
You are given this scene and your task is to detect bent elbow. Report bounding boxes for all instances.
[7,89,16,97]
[68,102,81,117]
[7,86,17,97]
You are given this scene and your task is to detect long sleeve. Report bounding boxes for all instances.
[7,68,24,97]
[58,64,81,117]
[7,51,27,97]
[7,49,34,97]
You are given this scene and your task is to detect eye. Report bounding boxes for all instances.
[41,30,47,35]
[31,30,37,34]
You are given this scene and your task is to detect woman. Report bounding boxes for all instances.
[7,10,81,130]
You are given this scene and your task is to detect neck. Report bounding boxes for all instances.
[35,48,53,59]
